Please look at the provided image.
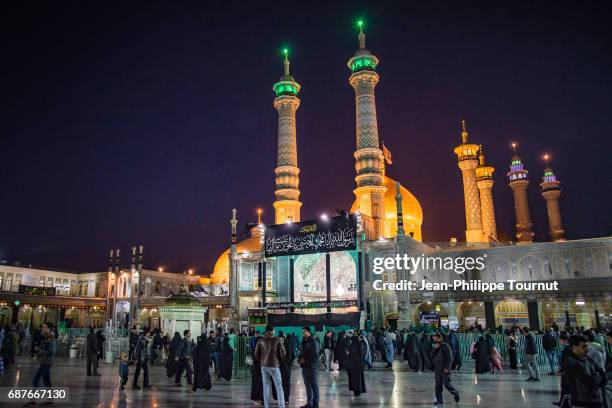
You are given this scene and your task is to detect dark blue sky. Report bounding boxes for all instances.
[2,1,611,274]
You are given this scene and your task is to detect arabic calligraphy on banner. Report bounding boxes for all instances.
[265,300,358,310]
[264,214,357,257]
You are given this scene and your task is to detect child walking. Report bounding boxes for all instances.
[119,352,129,389]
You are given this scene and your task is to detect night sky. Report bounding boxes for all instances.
[2,1,611,274]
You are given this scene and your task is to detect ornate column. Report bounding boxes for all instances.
[348,22,386,238]
[273,49,302,224]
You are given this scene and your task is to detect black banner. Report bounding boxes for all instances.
[264,214,357,257]
[18,285,56,296]
[267,312,361,330]
[266,300,357,310]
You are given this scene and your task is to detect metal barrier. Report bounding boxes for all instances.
[455,333,555,371]
[15,328,130,359]
[234,336,251,378]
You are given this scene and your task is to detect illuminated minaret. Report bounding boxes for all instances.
[507,143,534,243]
[453,121,484,243]
[348,20,386,237]
[273,48,302,224]
[540,155,566,241]
[475,145,498,240]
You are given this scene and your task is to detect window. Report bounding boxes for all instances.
[15,274,22,288]
[0,274,3,290]
[39,277,45,287]
[6,274,13,291]
[47,277,53,288]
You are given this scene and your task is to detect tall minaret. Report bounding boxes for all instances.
[348,20,386,237]
[540,154,566,241]
[507,142,534,243]
[229,209,238,310]
[453,120,484,243]
[475,145,498,240]
[273,48,302,224]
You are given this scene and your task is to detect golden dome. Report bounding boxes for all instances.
[350,175,423,241]
[210,236,262,285]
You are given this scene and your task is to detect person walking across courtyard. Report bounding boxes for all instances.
[432,333,460,405]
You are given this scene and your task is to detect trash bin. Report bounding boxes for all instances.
[69,344,78,358]
[105,350,114,364]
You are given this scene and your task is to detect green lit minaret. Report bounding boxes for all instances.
[273,48,302,224]
[348,20,386,238]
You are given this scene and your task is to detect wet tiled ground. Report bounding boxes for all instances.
[0,357,561,407]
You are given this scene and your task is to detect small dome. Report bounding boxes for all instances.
[350,175,423,241]
[210,236,262,285]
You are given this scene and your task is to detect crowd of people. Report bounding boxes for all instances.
[2,321,611,408]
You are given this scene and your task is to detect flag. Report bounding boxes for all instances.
[382,141,392,165]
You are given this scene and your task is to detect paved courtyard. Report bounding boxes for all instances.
[0,357,561,407]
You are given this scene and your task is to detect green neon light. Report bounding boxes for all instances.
[274,83,298,97]
[351,56,377,72]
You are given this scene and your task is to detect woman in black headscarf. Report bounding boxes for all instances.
[333,331,347,370]
[404,332,422,371]
[219,334,233,381]
[345,331,366,397]
[473,336,492,374]
[272,334,291,406]
[419,333,433,371]
[166,332,182,378]
[192,336,212,392]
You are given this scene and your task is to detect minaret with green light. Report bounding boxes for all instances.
[348,20,386,238]
[507,142,534,243]
[540,154,566,241]
[273,48,302,224]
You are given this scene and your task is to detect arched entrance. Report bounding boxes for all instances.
[414,302,447,328]
[115,301,130,328]
[384,312,398,330]
[495,300,528,330]
[0,306,12,327]
[64,308,82,328]
[458,301,485,330]
[17,305,32,327]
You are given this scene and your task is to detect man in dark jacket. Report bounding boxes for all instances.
[86,327,100,376]
[174,330,194,386]
[299,326,319,408]
[323,331,336,371]
[564,334,606,408]
[133,328,152,389]
[32,324,55,388]
[431,333,459,405]
[523,327,540,381]
[254,324,286,408]
[542,328,558,375]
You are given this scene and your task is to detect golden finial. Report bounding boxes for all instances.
[478,145,485,166]
[511,142,517,154]
[257,208,263,224]
[543,153,550,164]
[461,120,469,144]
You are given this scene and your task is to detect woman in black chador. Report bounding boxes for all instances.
[192,336,212,392]
[473,336,492,374]
[272,334,292,406]
[345,332,366,397]
[219,334,234,381]
[403,332,422,371]
[334,331,348,370]
[166,332,182,378]
[419,333,433,371]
